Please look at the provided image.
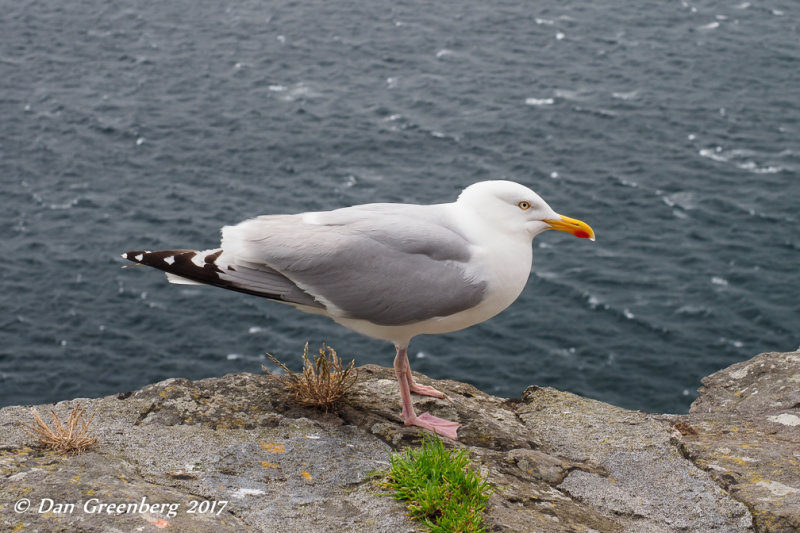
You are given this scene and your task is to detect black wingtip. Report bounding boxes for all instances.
[122,250,149,263]
[122,249,224,285]
[121,248,308,305]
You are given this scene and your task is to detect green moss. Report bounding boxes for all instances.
[382,435,492,533]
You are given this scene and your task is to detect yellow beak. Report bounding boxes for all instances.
[543,214,596,241]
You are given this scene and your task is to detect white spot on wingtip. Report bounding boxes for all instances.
[135,254,144,261]
[164,256,175,265]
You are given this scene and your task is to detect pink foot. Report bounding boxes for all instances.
[405,412,460,440]
[409,382,452,402]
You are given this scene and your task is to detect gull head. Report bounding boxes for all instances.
[457,180,595,241]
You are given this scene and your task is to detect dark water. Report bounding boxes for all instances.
[2,0,798,413]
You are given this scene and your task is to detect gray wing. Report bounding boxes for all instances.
[222,203,488,326]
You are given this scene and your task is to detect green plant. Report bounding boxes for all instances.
[383,434,492,533]
[263,343,358,412]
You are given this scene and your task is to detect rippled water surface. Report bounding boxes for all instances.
[2,0,798,412]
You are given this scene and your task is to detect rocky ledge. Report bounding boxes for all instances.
[1,350,798,532]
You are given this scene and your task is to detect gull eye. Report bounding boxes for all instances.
[518,201,531,210]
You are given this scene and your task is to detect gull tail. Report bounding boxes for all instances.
[121,249,324,310]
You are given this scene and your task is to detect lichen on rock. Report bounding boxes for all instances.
[1,351,798,532]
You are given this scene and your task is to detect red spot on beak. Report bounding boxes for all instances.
[575,230,591,239]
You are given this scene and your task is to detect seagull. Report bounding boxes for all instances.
[123,180,594,440]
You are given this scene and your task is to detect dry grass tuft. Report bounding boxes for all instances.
[263,343,358,412]
[21,404,98,454]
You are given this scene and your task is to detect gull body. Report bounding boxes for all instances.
[123,180,594,439]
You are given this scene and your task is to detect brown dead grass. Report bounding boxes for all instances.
[21,404,98,454]
[263,343,358,412]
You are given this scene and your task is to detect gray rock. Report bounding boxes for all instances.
[516,387,751,533]
[0,374,412,533]
[1,351,798,532]
[676,351,800,533]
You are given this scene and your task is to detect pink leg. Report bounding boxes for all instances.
[398,348,453,401]
[393,345,459,440]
